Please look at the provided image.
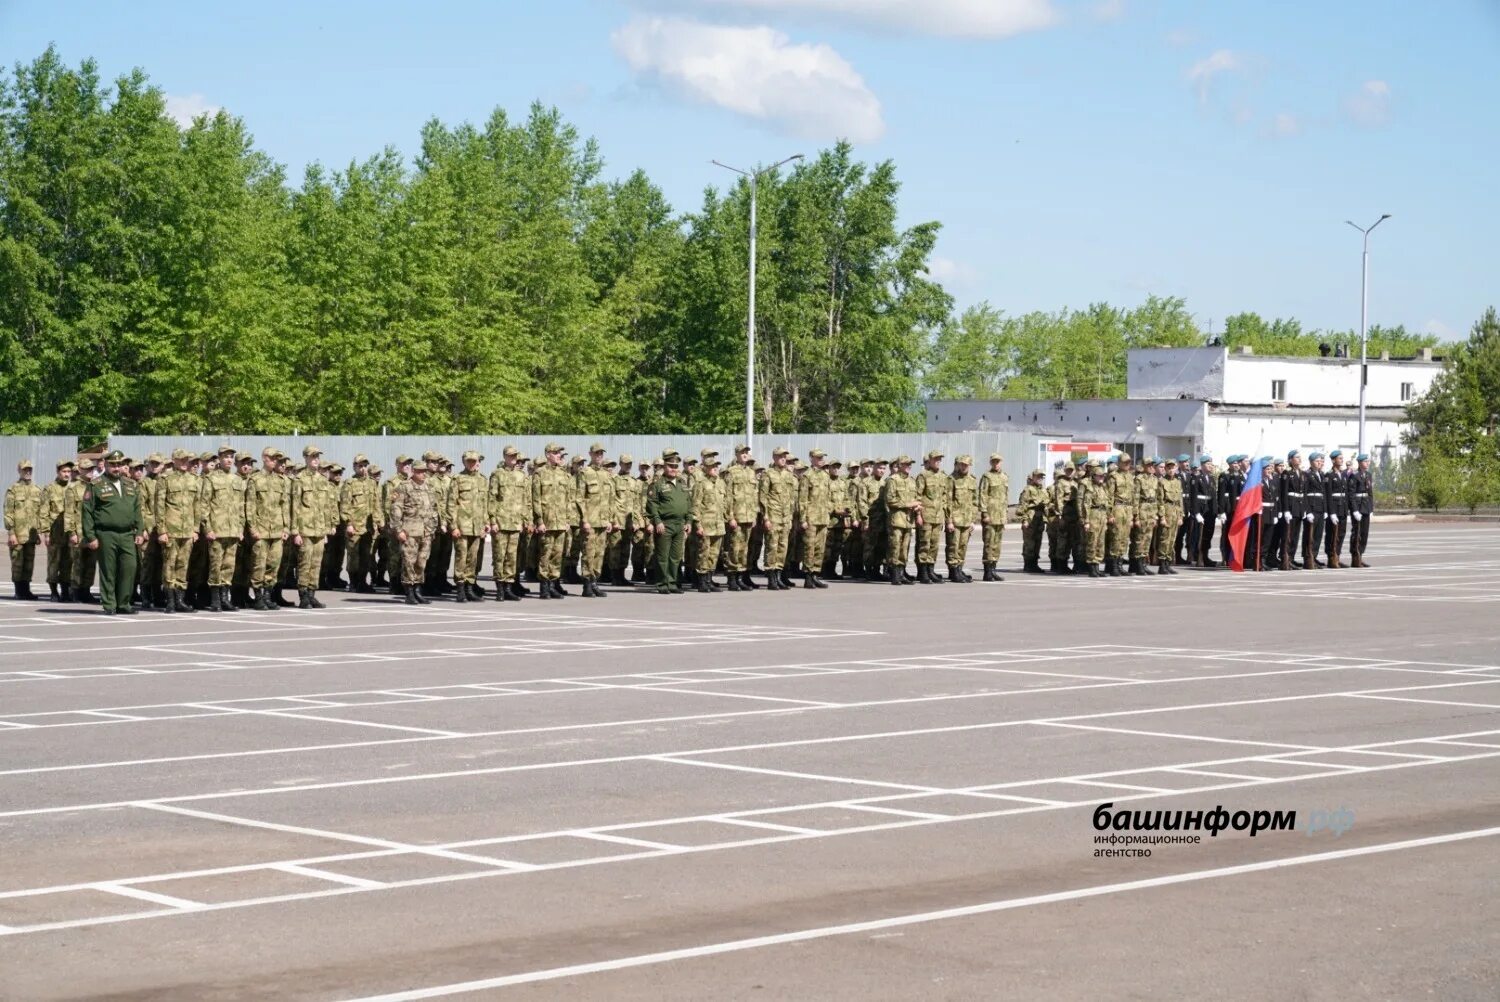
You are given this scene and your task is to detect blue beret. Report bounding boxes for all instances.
[1287,449,1299,459]
[1329,449,1343,458]
[1176,454,1190,463]
[1199,455,1213,464]
[1356,452,1369,461]
[1309,451,1323,461]
[1232,454,1245,463]
[1260,455,1274,464]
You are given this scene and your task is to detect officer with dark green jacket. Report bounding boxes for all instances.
[82,450,146,615]
[646,452,692,595]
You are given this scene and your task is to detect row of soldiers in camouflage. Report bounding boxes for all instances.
[1039,449,1376,577]
[5,442,1378,609]
[5,442,1027,608]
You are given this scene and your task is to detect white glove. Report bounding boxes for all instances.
[1282,512,1292,522]
[1353,511,1362,521]
[1330,514,1339,525]
[1194,514,1203,524]
[1305,513,1314,523]
[1216,514,1226,524]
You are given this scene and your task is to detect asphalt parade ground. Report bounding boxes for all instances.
[1,522,1497,1000]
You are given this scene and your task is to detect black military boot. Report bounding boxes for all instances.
[454,584,468,603]
[209,587,223,612]
[46,582,57,601]
[161,589,175,613]
[177,588,197,613]
[297,589,313,609]
[742,572,759,590]
[947,565,962,583]
[991,568,1006,582]
[813,573,828,589]
[414,584,431,604]
[1089,563,1103,578]
[982,563,996,581]
[726,574,742,592]
[803,572,818,589]
[403,585,419,606]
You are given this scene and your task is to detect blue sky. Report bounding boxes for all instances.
[5,0,1497,338]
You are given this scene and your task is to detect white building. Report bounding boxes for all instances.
[925,345,1443,467]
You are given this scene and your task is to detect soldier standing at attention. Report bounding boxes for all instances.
[840,461,866,579]
[977,453,1010,581]
[81,451,145,615]
[1348,453,1374,567]
[290,444,332,609]
[576,443,615,598]
[913,450,949,584]
[382,455,412,595]
[341,455,379,592]
[65,460,99,603]
[821,460,847,580]
[943,454,978,583]
[882,455,921,585]
[1103,454,1133,577]
[1302,453,1327,568]
[1080,461,1112,577]
[722,445,758,591]
[647,452,692,595]
[1157,459,1182,574]
[203,447,248,613]
[5,459,43,600]
[634,458,655,584]
[691,457,729,592]
[154,449,201,613]
[1016,468,1049,575]
[609,454,641,587]
[758,447,797,590]
[531,444,574,600]
[247,451,289,610]
[1324,450,1350,569]
[389,462,438,605]
[1128,457,1156,576]
[796,449,834,589]
[487,446,529,601]
[448,450,490,602]
[229,453,258,608]
[861,458,889,577]
[42,460,73,601]
[137,454,164,608]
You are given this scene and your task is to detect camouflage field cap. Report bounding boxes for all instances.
[618,453,633,466]
[702,457,720,468]
[734,443,751,454]
[544,442,565,454]
[925,449,944,461]
[772,446,790,457]
[394,454,412,466]
[462,450,483,462]
[808,448,826,459]
[700,447,719,458]
[236,452,255,464]
[589,442,606,454]
[1087,460,1103,470]
[171,448,194,461]
[368,465,382,476]
[827,458,843,467]
[77,458,95,471]
[353,453,369,464]
[17,458,33,470]
[147,453,166,465]
[195,451,214,462]
[302,444,322,458]
[1031,468,1046,478]
[603,458,617,467]
[503,446,520,457]
[216,443,235,456]
[990,453,1004,462]
[894,454,914,465]
[55,458,73,469]
[955,454,972,465]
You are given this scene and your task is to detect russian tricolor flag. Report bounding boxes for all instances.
[1226,456,1268,573]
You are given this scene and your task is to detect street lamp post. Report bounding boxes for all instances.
[1345,214,1391,455]
[712,154,804,449]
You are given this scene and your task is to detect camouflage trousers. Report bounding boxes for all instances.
[1021,519,1043,562]
[801,524,828,573]
[761,520,791,571]
[451,534,484,584]
[1109,508,1133,559]
[401,533,431,585]
[46,528,71,584]
[887,525,912,568]
[724,523,753,572]
[296,535,326,588]
[491,529,521,583]
[916,524,943,565]
[8,534,36,582]
[1130,520,1152,560]
[250,537,284,588]
[207,537,239,586]
[581,525,608,579]
[162,536,194,590]
[1086,521,1108,564]
[633,528,653,578]
[346,527,376,582]
[840,525,862,573]
[1156,516,1180,562]
[983,522,1006,564]
[70,539,96,590]
[537,529,569,581]
[945,525,972,570]
[695,531,724,574]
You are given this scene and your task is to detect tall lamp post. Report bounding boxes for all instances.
[1345,213,1391,455]
[712,154,804,449]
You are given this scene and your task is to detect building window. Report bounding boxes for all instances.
[1401,382,1413,402]
[1271,379,1286,401]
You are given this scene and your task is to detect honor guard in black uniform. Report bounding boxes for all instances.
[1347,453,1374,567]
[1323,449,1350,569]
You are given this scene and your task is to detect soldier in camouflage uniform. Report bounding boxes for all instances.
[5,459,43,600]
[532,444,575,599]
[1017,468,1049,574]
[914,450,949,585]
[796,449,834,589]
[153,449,201,613]
[859,459,888,577]
[575,443,615,598]
[487,446,529,601]
[137,454,164,608]
[978,453,1011,581]
[247,450,291,610]
[608,453,642,587]
[690,457,729,592]
[882,455,920,585]
[944,455,978,583]
[1154,459,1181,575]
[290,444,334,609]
[1079,461,1113,578]
[382,455,412,595]
[841,461,866,579]
[203,446,248,612]
[821,460,850,580]
[758,447,797,590]
[447,450,491,602]
[41,460,73,601]
[423,453,453,596]
[634,458,655,583]
[67,459,99,603]
[389,463,438,605]
[720,446,758,591]
[340,455,380,593]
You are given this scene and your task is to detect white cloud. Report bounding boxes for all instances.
[1186,49,1240,104]
[163,92,221,128]
[1091,0,1125,23]
[927,255,977,286]
[1342,79,1391,127]
[661,0,1059,38]
[612,16,884,142]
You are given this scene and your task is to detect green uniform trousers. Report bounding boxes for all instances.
[296,535,326,588]
[94,530,138,612]
[655,523,686,588]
